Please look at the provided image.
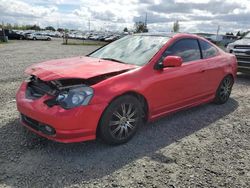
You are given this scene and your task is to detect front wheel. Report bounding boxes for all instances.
[214,75,234,104]
[98,95,143,145]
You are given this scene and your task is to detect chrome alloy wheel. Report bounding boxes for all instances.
[219,76,233,101]
[109,103,138,140]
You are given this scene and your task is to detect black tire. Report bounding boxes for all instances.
[33,37,36,40]
[98,95,143,145]
[214,75,234,104]
[47,38,51,41]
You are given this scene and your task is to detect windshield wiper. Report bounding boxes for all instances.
[101,58,126,64]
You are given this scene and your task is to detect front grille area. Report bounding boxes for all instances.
[235,55,250,67]
[238,62,250,67]
[236,56,250,62]
[234,45,250,49]
[233,46,250,68]
[26,76,57,99]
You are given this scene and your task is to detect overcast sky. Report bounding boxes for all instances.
[0,0,250,33]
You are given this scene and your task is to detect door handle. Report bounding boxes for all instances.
[200,69,206,73]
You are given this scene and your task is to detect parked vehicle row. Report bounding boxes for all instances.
[1,29,54,41]
[205,34,238,47]
[1,29,124,42]
[66,32,122,42]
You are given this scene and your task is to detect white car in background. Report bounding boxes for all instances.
[26,33,52,41]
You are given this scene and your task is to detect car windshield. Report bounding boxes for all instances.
[89,35,170,66]
[244,33,250,39]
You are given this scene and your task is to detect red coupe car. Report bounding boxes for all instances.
[16,33,237,145]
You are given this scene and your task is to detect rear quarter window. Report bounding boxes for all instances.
[199,39,218,59]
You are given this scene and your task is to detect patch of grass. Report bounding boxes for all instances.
[0,40,12,44]
[0,41,6,45]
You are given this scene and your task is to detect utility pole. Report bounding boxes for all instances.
[2,21,5,38]
[216,25,220,42]
[88,18,90,32]
[145,12,147,28]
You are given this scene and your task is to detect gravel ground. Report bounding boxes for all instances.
[0,39,249,188]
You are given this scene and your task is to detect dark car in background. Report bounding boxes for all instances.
[3,29,25,40]
[227,32,250,74]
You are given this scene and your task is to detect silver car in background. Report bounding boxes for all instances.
[26,33,52,41]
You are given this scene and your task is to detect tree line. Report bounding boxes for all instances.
[1,22,249,37]
[0,23,67,32]
[132,20,180,33]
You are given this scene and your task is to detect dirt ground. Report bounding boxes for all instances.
[0,39,249,188]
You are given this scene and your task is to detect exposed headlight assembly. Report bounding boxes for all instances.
[56,86,94,109]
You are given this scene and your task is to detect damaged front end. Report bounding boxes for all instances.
[26,75,94,109]
[25,70,127,109]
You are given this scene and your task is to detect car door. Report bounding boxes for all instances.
[36,34,42,40]
[149,38,209,117]
[41,35,47,40]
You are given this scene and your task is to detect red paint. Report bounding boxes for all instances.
[25,56,138,81]
[16,33,237,143]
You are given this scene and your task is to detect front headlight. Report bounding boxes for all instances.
[56,86,94,109]
[226,43,234,53]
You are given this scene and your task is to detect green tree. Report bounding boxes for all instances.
[242,31,249,38]
[64,28,69,33]
[173,20,180,32]
[45,26,55,31]
[123,27,128,32]
[57,28,64,32]
[26,24,41,30]
[6,23,12,29]
[13,23,19,29]
[135,22,148,33]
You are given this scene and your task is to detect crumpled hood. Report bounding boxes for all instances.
[25,56,139,81]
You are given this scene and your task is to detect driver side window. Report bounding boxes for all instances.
[160,38,201,63]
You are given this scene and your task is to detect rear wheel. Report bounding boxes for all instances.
[99,95,143,145]
[214,75,234,104]
[33,37,37,40]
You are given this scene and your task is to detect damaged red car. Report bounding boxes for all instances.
[16,33,237,145]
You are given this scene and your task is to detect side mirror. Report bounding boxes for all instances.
[163,56,183,68]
